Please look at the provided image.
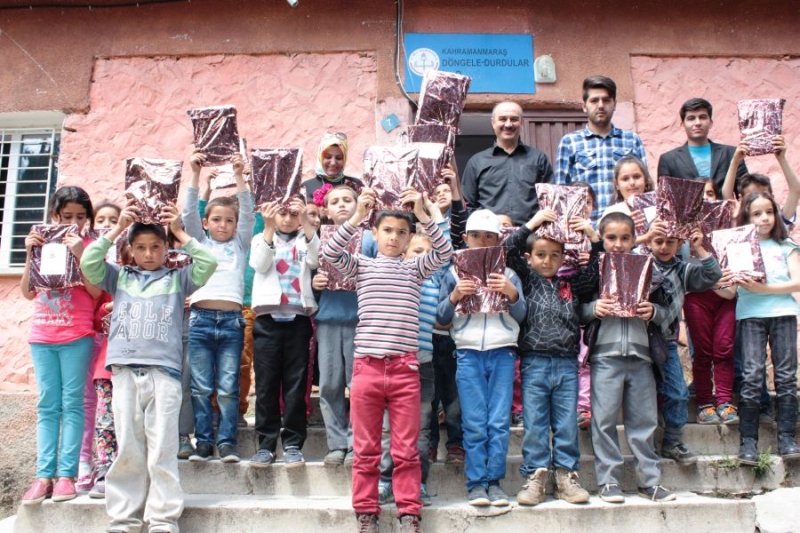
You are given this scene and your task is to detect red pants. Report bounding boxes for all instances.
[684,290,736,407]
[351,354,421,517]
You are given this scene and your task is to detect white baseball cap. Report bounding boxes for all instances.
[466,209,501,234]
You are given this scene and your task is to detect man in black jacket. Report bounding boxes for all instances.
[461,101,554,226]
[657,98,748,196]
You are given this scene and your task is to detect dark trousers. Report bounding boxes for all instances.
[430,333,462,450]
[253,315,312,452]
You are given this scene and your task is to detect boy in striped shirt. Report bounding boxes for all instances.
[322,187,453,533]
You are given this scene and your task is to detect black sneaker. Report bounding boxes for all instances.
[638,485,676,502]
[487,483,509,506]
[661,441,697,465]
[467,485,490,506]
[511,413,524,427]
[218,444,240,464]
[189,442,213,462]
[283,446,305,468]
[599,483,625,503]
[249,449,276,468]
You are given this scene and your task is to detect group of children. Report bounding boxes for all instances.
[18,128,800,533]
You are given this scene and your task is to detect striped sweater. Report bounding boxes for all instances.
[322,219,453,358]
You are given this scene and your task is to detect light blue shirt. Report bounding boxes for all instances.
[736,238,800,320]
[687,144,712,178]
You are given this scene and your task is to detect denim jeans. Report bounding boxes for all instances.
[188,308,244,447]
[739,316,798,403]
[351,354,421,517]
[456,347,516,490]
[657,341,689,445]
[31,336,94,478]
[380,361,434,484]
[519,355,580,475]
[734,320,772,410]
[430,333,462,450]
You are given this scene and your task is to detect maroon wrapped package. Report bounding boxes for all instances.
[599,252,654,318]
[210,138,249,190]
[737,99,785,157]
[187,105,241,166]
[710,224,766,284]
[164,250,193,269]
[498,226,520,244]
[415,70,472,129]
[28,224,83,291]
[452,246,508,315]
[409,142,450,200]
[124,157,182,225]
[101,313,112,337]
[693,199,736,259]
[116,228,135,267]
[563,238,593,271]
[318,225,363,291]
[535,183,589,244]
[407,124,457,153]
[250,148,303,210]
[625,192,658,236]
[363,146,419,213]
[656,176,705,239]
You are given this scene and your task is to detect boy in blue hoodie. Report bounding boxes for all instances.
[436,209,525,507]
[81,202,217,533]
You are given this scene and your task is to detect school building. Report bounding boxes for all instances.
[0,0,798,525]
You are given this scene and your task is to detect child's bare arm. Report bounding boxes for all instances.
[722,142,747,200]
[774,136,800,221]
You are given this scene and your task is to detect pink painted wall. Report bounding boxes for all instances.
[0,52,382,391]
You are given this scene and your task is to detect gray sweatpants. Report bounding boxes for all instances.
[590,355,661,488]
[317,322,357,451]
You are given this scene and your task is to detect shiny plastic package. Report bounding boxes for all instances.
[563,238,593,271]
[693,199,736,259]
[626,192,658,236]
[599,252,653,318]
[28,224,83,291]
[250,148,303,210]
[164,250,193,269]
[363,146,419,213]
[318,225,363,291]
[407,124,457,153]
[409,142,450,199]
[452,246,508,315]
[187,105,241,166]
[415,70,472,129]
[535,183,589,244]
[737,99,785,157]
[210,138,249,190]
[710,224,766,284]
[124,157,182,225]
[656,176,705,239]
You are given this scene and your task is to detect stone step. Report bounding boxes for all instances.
[177,454,799,497]
[13,492,756,533]
[230,421,791,461]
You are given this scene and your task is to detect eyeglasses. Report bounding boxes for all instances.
[326,132,348,141]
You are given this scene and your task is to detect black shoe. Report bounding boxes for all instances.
[511,413,524,427]
[661,441,697,465]
[638,485,676,502]
[218,444,241,463]
[250,448,276,468]
[738,400,761,466]
[776,395,800,459]
[738,438,759,466]
[189,442,213,462]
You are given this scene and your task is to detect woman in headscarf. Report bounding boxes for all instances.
[303,132,363,202]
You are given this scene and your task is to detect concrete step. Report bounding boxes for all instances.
[13,492,757,533]
[230,421,791,461]
[176,454,799,497]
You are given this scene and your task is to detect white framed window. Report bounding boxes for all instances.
[0,112,64,274]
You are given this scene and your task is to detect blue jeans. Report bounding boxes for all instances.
[188,308,244,447]
[657,341,689,445]
[456,348,516,490]
[734,321,772,411]
[31,335,94,478]
[739,316,798,403]
[519,355,580,474]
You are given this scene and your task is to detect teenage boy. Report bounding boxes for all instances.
[580,211,675,503]
[183,151,255,462]
[554,75,647,222]
[657,98,749,197]
[649,231,722,464]
[322,187,453,533]
[504,208,599,506]
[436,209,526,507]
[81,203,217,533]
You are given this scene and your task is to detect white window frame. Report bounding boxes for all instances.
[0,111,65,275]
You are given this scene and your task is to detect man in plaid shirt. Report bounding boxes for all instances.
[554,75,647,223]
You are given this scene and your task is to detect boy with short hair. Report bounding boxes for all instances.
[249,196,319,468]
[504,208,598,506]
[322,187,452,533]
[649,231,721,465]
[81,203,218,533]
[183,151,255,463]
[580,211,675,503]
[436,209,526,507]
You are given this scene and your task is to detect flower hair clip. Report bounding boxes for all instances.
[312,183,333,207]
